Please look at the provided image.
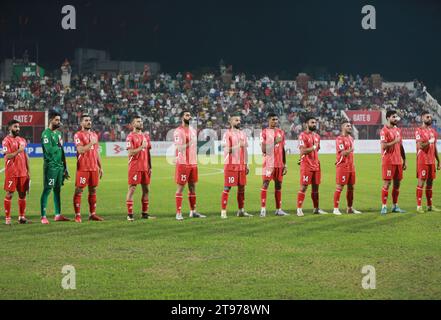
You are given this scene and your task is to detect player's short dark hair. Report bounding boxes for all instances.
[229,112,241,118]
[180,110,190,118]
[304,115,317,123]
[267,112,278,119]
[386,110,397,119]
[341,119,351,126]
[48,110,61,120]
[131,115,142,123]
[421,110,431,117]
[80,114,91,121]
[7,119,20,128]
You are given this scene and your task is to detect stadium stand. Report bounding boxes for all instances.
[0,72,439,142]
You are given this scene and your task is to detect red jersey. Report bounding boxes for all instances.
[298,131,320,171]
[126,131,151,172]
[2,135,28,177]
[223,129,248,171]
[261,128,285,168]
[335,135,355,171]
[174,125,197,166]
[74,130,99,171]
[415,126,438,165]
[380,126,403,165]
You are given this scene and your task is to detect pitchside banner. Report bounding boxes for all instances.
[345,110,382,125]
[0,143,77,158]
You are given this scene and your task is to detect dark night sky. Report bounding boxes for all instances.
[1,0,441,88]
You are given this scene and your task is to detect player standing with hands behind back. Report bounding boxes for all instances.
[380,110,407,215]
[40,111,70,224]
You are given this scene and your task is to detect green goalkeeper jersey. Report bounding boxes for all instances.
[41,128,64,169]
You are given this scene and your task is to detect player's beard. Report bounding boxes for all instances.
[11,130,20,137]
[308,126,317,132]
[183,119,190,125]
[424,120,432,126]
[234,124,241,129]
[52,123,61,130]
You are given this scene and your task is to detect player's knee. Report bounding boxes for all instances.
[5,193,13,200]
[18,192,26,199]
[223,186,231,192]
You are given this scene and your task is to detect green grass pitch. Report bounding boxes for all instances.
[0,154,441,299]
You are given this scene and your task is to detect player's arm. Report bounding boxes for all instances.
[41,133,55,162]
[174,131,187,153]
[245,140,249,175]
[127,140,147,156]
[61,147,70,179]
[435,144,440,170]
[25,153,30,177]
[400,144,407,170]
[381,135,401,149]
[299,144,316,155]
[76,139,97,154]
[3,142,25,159]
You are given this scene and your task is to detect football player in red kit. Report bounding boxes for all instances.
[174,110,206,221]
[380,110,407,215]
[415,111,440,213]
[126,115,155,221]
[333,121,362,215]
[296,116,328,217]
[2,120,30,225]
[73,114,104,222]
[259,113,289,217]
[221,113,252,218]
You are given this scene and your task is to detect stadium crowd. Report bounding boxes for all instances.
[0,71,438,142]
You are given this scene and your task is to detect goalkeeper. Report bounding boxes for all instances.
[40,111,71,224]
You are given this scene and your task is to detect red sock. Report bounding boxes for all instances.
[88,194,97,215]
[73,193,82,215]
[221,190,230,210]
[392,188,399,205]
[237,190,245,210]
[18,198,26,217]
[416,187,423,206]
[347,188,354,208]
[426,186,433,207]
[188,192,196,211]
[297,191,305,209]
[176,192,183,214]
[311,191,319,209]
[142,195,149,213]
[381,187,389,205]
[126,200,134,215]
[260,188,267,208]
[275,189,282,210]
[4,196,12,218]
[334,188,342,208]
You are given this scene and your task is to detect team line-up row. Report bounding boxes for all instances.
[1,110,440,225]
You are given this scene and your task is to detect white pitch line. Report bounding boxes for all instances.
[0,168,5,174]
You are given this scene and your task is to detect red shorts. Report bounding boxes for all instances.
[76,171,99,188]
[175,165,198,185]
[4,176,29,193]
[224,170,247,187]
[128,170,151,185]
[300,169,321,186]
[417,164,436,180]
[382,164,403,181]
[336,168,356,185]
[262,167,284,182]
